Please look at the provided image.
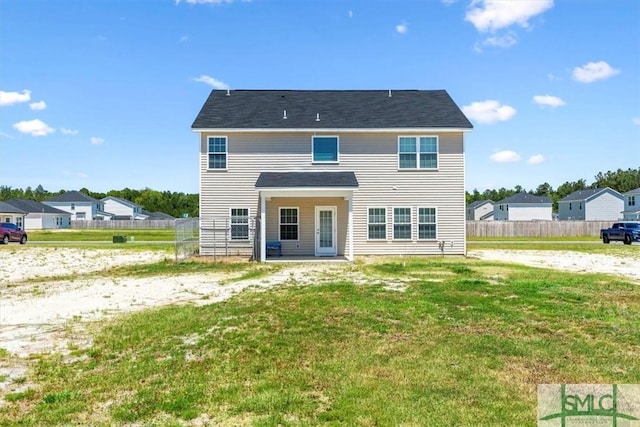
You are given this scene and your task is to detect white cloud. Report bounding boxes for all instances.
[63,170,88,178]
[13,119,55,136]
[527,154,545,164]
[481,33,517,48]
[462,100,517,124]
[572,61,620,83]
[193,75,230,89]
[90,137,105,145]
[61,128,79,135]
[29,101,47,111]
[396,22,408,34]
[0,131,16,140]
[533,95,566,108]
[465,0,554,32]
[633,117,640,125]
[180,35,189,42]
[490,150,521,163]
[348,10,353,18]
[0,89,32,106]
[547,73,562,82]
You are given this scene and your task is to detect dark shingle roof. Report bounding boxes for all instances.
[142,210,175,220]
[559,188,622,202]
[255,172,359,188]
[5,199,70,214]
[0,201,26,214]
[47,190,100,203]
[192,90,473,130]
[497,193,552,204]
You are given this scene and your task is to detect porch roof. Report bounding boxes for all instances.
[255,171,359,189]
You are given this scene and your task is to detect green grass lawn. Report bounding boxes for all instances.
[1,256,638,426]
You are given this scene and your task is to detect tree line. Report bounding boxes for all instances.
[0,186,199,219]
[2,167,638,217]
[466,167,640,211]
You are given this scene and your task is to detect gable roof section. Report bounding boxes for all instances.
[192,90,473,130]
[559,187,622,202]
[497,193,552,204]
[5,199,71,215]
[256,171,359,188]
[101,196,139,208]
[0,201,26,214]
[46,190,100,203]
[623,187,640,196]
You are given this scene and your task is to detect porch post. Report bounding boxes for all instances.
[260,193,266,262]
[347,194,354,261]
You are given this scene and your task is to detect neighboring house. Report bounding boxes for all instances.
[44,190,112,220]
[0,201,27,229]
[101,196,149,220]
[494,193,552,221]
[466,200,494,220]
[557,187,623,221]
[3,199,71,230]
[142,210,175,220]
[192,89,473,261]
[622,187,640,220]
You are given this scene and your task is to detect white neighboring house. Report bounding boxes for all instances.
[622,187,640,220]
[3,199,71,230]
[466,200,494,220]
[44,190,112,220]
[494,193,552,221]
[557,188,623,221]
[101,196,149,220]
[0,201,27,229]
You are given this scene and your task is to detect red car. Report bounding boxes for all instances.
[0,222,28,244]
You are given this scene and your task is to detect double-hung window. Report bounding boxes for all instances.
[312,136,338,163]
[230,208,250,240]
[279,208,299,240]
[368,208,387,240]
[418,208,436,239]
[208,136,227,169]
[393,208,412,239]
[398,136,438,169]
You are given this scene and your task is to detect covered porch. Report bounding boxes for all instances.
[255,171,359,262]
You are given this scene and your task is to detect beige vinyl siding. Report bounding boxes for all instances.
[199,131,466,256]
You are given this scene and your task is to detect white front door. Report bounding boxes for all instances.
[315,206,337,256]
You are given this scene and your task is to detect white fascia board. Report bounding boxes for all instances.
[193,127,472,133]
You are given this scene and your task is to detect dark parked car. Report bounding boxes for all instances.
[0,222,28,244]
[600,222,640,245]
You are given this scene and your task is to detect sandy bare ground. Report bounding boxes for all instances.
[1,246,638,404]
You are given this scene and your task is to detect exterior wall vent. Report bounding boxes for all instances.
[316,113,320,122]
[283,110,287,119]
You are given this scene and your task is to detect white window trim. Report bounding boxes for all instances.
[417,207,438,240]
[207,135,228,171]
[367,207,387,241]
[311,135,339,164]
[279,207,299,241]
[392,207,412,240]
[229,208,251,241]
[397,135,439,170]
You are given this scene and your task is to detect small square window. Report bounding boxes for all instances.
[313,136,338,163]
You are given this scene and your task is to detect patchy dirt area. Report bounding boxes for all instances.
[0,246,638,403]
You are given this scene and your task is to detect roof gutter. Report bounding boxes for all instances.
[192,127,472,133]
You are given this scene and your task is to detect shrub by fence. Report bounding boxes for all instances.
[71,220,176,229]
[466,220,613,238]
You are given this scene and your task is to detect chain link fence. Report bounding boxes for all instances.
[175,218,200,262]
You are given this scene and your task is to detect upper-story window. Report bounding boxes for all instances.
[398,136,438,169]
[312,136,338,163]
[208,136,227,169]
[629,196,636,206]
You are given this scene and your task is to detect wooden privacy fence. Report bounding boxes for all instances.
[71,220,176,229]
[466,221,613,238]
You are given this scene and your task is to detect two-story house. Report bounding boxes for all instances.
[494,193,552,221]
[466,200,494,220]
[101,196,149,220]
[44,190,112,221]
[622,187,640,220]
[557,188,623,221]
[192,90,473,261]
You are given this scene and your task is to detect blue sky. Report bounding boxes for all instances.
[1,0,638,195]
